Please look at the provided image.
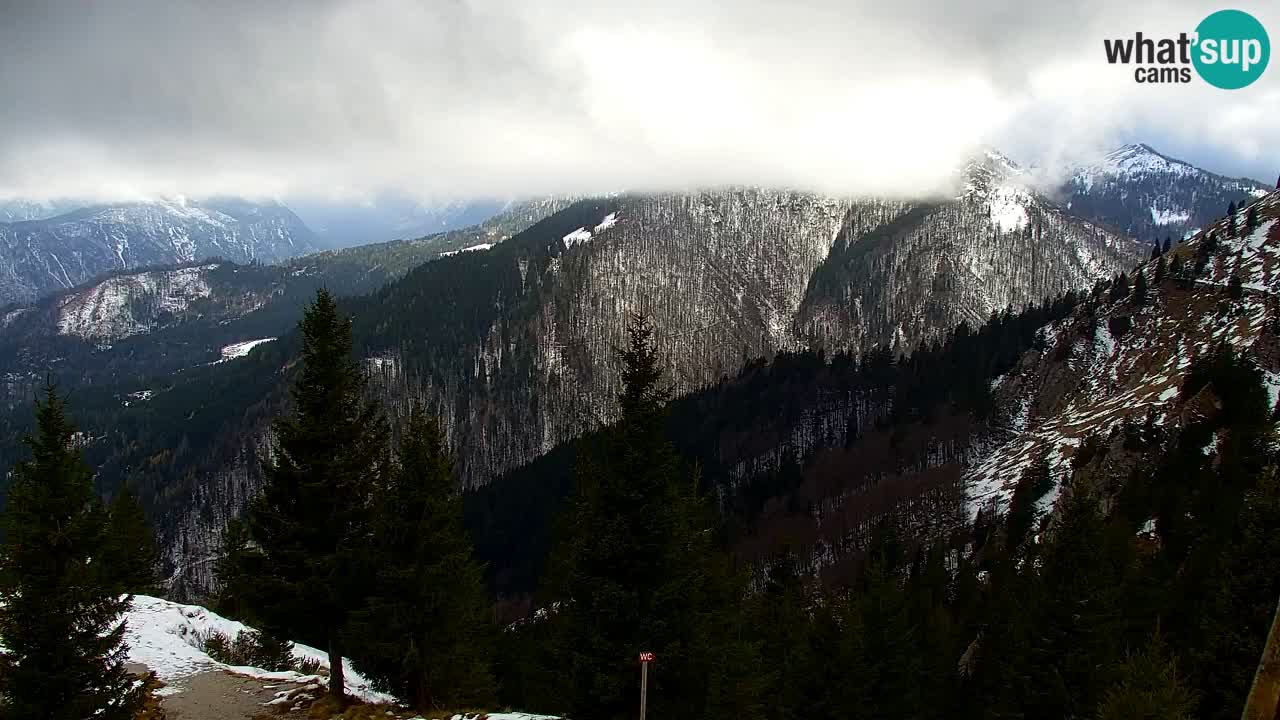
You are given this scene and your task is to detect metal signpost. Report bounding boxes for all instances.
[639,652,655,720]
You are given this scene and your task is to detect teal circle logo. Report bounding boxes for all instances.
[1192,10,1270,89]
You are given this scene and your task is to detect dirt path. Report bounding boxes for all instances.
[129,663,317,720]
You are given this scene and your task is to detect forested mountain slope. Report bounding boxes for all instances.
[33,170,1140,597]
[0,199,570,403]
[474,189,1280,599]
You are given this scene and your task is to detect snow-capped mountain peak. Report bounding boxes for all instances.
[1062,143,1269,240]
[960,147,1025,190]
[1086,143,1197,180]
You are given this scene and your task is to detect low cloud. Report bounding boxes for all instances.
[0,0,1275,203]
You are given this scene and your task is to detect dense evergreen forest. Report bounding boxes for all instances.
[3,282,1278,718]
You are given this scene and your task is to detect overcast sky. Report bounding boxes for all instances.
[0,0,1275,203]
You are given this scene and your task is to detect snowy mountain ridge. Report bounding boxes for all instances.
[1060,143,1269,241]
[0,198,321,306]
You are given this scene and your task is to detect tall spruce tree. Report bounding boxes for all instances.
[1006,446,1053,551]
[0,387,145,719]
[1028,476,1130,719]
[1095,635,1196,720]
[540,313,749,720]
[1195,469,1280,720]
[242,289,388,699]
[102,485,159,596]
[347,409,496,710]
[1133,269,1149,306]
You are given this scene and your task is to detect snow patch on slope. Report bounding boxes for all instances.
[990,186,1030,232]
[125,595,393,703]
[1151,207,1191,226]
[562,210,622,249]
[217,337,276,362]
[440,243,493,257]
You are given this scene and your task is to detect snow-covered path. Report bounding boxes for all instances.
[124,595,392,703]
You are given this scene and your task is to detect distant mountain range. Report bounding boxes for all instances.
[1058,142,1270,242]
[0,142,1269,597]
[286,196,513,249]
[0,198,321,306]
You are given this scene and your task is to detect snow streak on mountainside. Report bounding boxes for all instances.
[1062,143,1268,242]
[969,189,1280,515]
[0,198,320,306]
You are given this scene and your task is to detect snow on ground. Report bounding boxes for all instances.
[125,595,394,704]
[593,212,619,232]
[562,227,592,248]
[989,186,1030,233]
[1151,207,1190,226]
[123,389,154,407]
[561,211,621,250]
[440,243,493,257]
[217,337,276,362]
[966,195,1280,517]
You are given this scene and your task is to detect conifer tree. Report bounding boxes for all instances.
[541,313,749,720]
[102,485,159,596]
[854,551,922,719]
[1195,470,1280,720]
[1109,273,1129,303]
[347,409,495,710]
[1155,254,1167,284]
[1095,635,1196,720]
[1228,272,1244,300]
[1133,269,1149,306]
[1163,236,1172,254]
[1030,476,1130,719]
[0,387,145,719]
[241,289,389,699]
[1006,447,1053,550]
[746,553,813,720]
[1227,201,1237,237]
[212,517,254,619]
